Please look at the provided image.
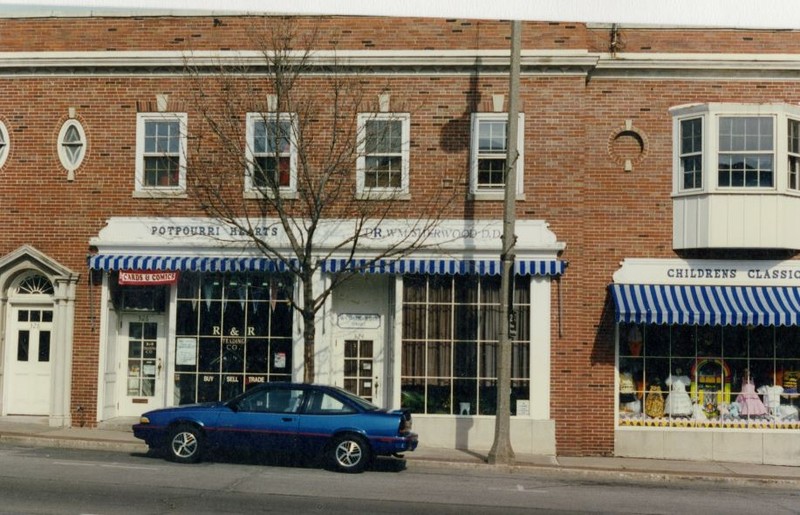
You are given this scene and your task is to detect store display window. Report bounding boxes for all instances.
[400,274,531,416]
[618,323,800,428]
[174,271,294,404]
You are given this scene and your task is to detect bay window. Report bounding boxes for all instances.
[671,103,800,249]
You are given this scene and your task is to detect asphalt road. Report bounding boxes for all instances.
[0,443,798,514]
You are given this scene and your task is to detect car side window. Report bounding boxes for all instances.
[304,391,356,415]
[238,388,303,413]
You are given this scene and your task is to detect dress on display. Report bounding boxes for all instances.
[664,375,693,416]
[756,385,783,416]
[736,380,767,416]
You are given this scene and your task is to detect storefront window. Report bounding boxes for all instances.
[401,275,531,416]
[618,323,800,429]
[174,272,293,404]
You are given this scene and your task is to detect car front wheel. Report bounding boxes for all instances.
[168,425,204,464]
[329,434,371,473]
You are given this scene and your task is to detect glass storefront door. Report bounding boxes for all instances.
[118,314,166,416]
[343,339,377,403]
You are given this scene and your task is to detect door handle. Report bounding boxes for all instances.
[157,358,163,375]
[281,417,294,422]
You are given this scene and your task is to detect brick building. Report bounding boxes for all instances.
[2,12,800,464]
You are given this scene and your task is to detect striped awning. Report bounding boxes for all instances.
[88,254,293,273]
[89,254,566,277]
[610,283,800,326]
[321,258,566,276]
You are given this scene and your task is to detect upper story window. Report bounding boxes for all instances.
[789,119,800,190]
[672,103,800,195]
[671,103,800,250]
[0,120,9,169]
[679,118,702,190]
[135,113,187,196]
[470,113,524,199]
[717,116,773,188]
[356,113,410,198]
[245,113,297,197]
[57,119,86,175]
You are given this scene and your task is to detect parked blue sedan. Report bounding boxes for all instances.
[132,382,418,473]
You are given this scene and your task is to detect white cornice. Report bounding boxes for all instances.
[7,49,800,79]
[0,49,598,76]
[593,52,800,79]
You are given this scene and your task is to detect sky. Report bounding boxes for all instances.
[0,0,798,29]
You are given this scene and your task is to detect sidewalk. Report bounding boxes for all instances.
[0,416,798,485]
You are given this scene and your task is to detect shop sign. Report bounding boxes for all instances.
[119,270,179,285]
[614,258,800,286]
[94,217,560,253]
[176,337,197,366]
[337,313,381,329]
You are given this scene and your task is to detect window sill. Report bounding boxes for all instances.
[469,191,526,202]
[244,190,299,200]
[355,191,411,201]
[132,189,187,199]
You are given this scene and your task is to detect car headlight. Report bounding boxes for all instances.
[138,416,150,425]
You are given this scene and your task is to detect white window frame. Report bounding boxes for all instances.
[244,112,298,199]
[57,119,86,173]
[134,112,188,197]
[0,120,8,169]
[671,103,800,197]
[356,112,411,199]
[677,116,703,192]
[788,118,800,191]
[470,112,525,199]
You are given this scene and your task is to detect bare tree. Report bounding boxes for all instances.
[181,18,455,383]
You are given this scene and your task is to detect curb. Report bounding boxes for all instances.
[404,457,800,487]
[0,433,148,454]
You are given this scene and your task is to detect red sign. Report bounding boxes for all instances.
[118,270,179,285]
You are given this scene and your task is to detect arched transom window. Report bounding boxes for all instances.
[16,274,55,295]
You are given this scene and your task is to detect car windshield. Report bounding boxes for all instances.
[330,386,380,411]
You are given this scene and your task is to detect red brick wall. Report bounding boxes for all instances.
[2,14,800,454]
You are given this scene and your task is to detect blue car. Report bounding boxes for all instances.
[132,382,418,473]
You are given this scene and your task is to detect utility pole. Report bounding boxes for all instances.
[488,19,521,466]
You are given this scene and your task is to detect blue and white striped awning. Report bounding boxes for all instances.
[610,284,800,326]
[89,254,566,277]
[88,254,293,273]
[321,258,566,276]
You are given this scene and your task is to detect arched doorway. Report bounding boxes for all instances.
[4,273,55,415]
[0,246,78,425]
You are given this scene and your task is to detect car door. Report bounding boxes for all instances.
[216,385,303,454]
[295,389,360,455]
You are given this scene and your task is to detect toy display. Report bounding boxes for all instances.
[690,358,731,418]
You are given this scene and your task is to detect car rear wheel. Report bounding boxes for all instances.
[329,434,371,473]
[168,425,204,464]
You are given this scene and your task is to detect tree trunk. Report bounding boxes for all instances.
[302,270,316,383]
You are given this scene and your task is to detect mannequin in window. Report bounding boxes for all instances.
[736,369,767,417]
[619,371,641,414]
[664,370,693,417]
[756,383,783,417]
